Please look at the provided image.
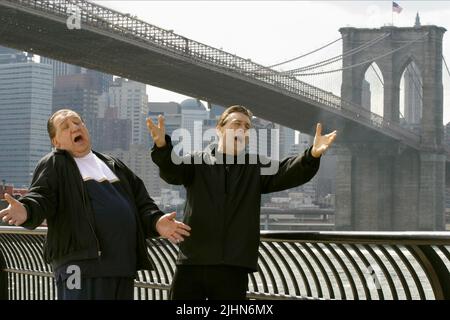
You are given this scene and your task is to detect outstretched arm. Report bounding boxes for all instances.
[1,157,59,229]
[261,123,337,193]
[155,212,191,244]
[148,115,194,186]
[0,194,27,226]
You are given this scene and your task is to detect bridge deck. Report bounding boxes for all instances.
[0,0,428,150]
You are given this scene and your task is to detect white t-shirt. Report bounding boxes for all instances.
[73,151,119,183]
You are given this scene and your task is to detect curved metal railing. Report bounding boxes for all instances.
[256,232,450,300]
[0,0,421,147]
[1,226,449,300]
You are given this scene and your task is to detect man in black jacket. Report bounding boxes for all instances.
[147,105,337,300]
[0,109,191,300]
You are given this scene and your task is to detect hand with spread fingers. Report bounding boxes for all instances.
[156,212,191,244]
[0,193,27,226]
[311,123,337,158]
[146,115,167,148]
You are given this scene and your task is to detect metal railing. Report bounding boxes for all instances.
[1,226,449,300]
[0,0,421,147]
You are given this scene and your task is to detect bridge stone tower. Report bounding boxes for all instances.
[336,24,446,230]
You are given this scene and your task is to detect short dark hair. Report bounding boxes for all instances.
[47,109,84,140]
[217,105,253,128]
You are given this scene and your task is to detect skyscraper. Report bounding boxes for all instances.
[148,102,181,115]
[0,46,29,64]
[40,57,112,92]
[404,62,422,125]
[92,107,131,152]
[361,78,371,111]
[109,78,149,146]
[147,101,184,199]
[278,124,296,159]
[180,99,209,152]
[0,47,53,188]
[40,57,82,83]
[148,102,182,137]
[52,73,101,136]
[251,118,276,158]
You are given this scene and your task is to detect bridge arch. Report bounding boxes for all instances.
[360,61,384,117]
[398,58,423,133]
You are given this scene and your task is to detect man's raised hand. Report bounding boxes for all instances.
[311,123,337,158]
[146,115,167,148]
[0,194,27,226]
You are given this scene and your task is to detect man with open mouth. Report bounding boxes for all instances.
[0,108,191,300]
[148,104,337,300]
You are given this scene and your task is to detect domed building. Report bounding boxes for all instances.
[180,98,207,111]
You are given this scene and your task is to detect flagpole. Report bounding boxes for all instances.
[392,1,394,26]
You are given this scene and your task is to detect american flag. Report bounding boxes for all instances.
[392,1,403,14]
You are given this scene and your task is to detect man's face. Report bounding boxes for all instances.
[217,112,251,155]
[51,111,91,158]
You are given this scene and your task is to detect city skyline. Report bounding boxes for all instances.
[0,49,304,195]
[0,1,447,231]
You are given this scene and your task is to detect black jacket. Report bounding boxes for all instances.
[19,149,164,271]
[151,135,320,272]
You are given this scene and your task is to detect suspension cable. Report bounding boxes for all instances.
[443,55,450,79]
[266,37,343,69]
[293,33,429,76]
[281,32,391,74]
[370,64,384,86]
[251,33,389,75]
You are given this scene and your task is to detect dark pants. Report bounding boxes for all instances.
[170,265,249,300]
[56,277,134,300]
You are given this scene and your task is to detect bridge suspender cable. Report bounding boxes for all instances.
[266,37,343,69]
[292,33,429,76]
[370,64,384,86]
[281,33,391,74]
[443,55,450,79]
[254,33,389,74]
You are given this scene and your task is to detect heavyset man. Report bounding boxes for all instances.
[0,109,191,300]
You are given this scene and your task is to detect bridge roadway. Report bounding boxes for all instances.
[0,0,434,151]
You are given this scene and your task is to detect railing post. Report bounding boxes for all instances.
[0,249,7,300]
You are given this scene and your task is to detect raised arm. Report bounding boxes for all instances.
[148,115,194,186]
[261,123,337,193]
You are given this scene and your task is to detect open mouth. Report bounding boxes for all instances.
[73,134,83,143]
